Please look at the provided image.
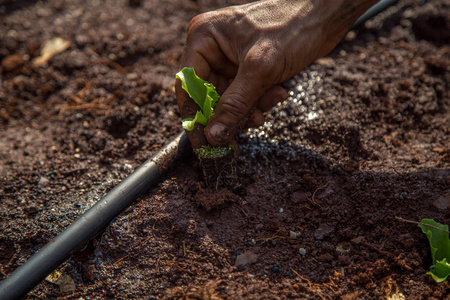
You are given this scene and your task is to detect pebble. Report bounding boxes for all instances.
[271,267,280,273]
[289,231,301,240]
[126,73,138,81]
[235,251,258,268]
[433,191,450,211]
[351,236,366,244]
[1,54,24,72]
[299,248,307,256]
[123,163,133,172]
[38,177,50,188]
[336,242,351,254]
[314,224,335,240]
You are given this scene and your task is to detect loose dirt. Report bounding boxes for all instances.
[1,0,449,299]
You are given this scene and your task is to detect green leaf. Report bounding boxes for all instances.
[176,67,220,131]
[419,219,450,282]
[181,111,208,131]
[203,83,219,119]
[428,258,450,282]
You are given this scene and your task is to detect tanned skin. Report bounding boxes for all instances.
[176,0,379,149]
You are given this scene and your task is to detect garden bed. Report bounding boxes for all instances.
[0,0,449,298]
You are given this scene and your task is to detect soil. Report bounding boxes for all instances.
[0,0,449,299]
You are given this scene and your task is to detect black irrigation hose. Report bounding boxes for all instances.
[352,0,399,29]
[0,132,191,300]
[0,0,399,298]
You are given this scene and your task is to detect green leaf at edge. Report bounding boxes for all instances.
[418,219,450,263]
[428,258,450,283]
[181,111,208,131]
[418,219,450,282]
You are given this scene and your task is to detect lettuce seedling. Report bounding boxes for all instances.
[418,219,450,282]
[176,67,220,131]
[176,67,239,190]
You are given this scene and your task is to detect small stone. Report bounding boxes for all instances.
[314,224,335,240]
[235,251,258,268]
[345,31,356,41]
[279,208,284,213]
[271,267,280,273]
[316,57,334,67]
[126,73,138,81]
[290,231,301,240]
[351,236,366,244]
[336,242,351,254]
[1,54,24,72]
[299,248,307,256]
[56,274,75,294]
[433,191,450,211]
[38,177,50,188]
[123,163,133,172]
[25,206,39,215]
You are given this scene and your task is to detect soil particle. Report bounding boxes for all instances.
[1,53,24,72]
[318,253,334,263]
[314,224,335,240]
[194,188,239,211]
[235,251,258,268]
[433,191,450,211]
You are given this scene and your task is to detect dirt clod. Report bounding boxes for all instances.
[194,188,239,211]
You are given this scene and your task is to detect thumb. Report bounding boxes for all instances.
[205,70,266,146]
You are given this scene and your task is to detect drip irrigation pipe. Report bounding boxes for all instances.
[0,132,190,300]
[352,0,399,29]
[0,0,399,298]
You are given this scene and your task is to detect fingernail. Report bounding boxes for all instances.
[208,123,229,145]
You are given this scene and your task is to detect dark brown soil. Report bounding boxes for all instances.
[1,0,449,299]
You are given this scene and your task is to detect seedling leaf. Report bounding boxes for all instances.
[419,219,450,282]
[176,67,220,131]
[429,258,450,283]
[181,111,208,131]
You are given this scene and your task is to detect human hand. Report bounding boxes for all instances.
[176,0,377,148]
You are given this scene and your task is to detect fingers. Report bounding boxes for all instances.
[185,123,208,149]
[176,15,239,149]
[242,85,289,128]
[205,82,288,145]
[255,86,288,112]
[247,108,265,128]
[205,67,267,146]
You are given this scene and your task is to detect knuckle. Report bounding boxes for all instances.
[221,93,251,120]
[187,12,215,34]
[245,40,281,77]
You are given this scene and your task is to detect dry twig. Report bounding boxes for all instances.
[395,216,450,234]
